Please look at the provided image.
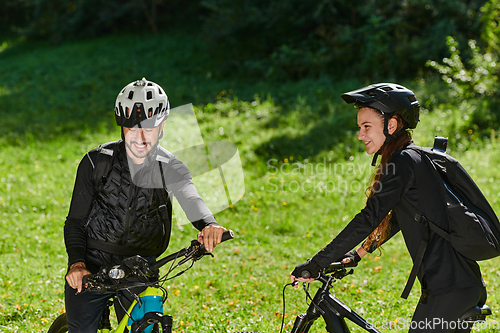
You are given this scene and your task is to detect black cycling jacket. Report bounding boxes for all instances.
[64,141,217,272]
[312,144,484,296]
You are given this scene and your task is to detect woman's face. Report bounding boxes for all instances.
[357,107,386,155]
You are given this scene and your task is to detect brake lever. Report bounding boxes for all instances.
[332,268,354,280]
[80,274,107,294]
[188,240,213,261]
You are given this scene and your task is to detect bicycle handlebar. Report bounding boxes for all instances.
[300,260,358,279]
[150,229,234,271]
[326,260,358,270]
[82,230,234,292]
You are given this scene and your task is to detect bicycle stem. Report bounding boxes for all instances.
[291,273,381,333]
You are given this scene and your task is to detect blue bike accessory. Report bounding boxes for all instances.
[125,288,164,333]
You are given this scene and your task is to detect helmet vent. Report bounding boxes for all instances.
[381,87,393,92]
[407,95,417,102]
[115,79,170,127]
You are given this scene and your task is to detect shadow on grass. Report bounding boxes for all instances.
[254,111,359,162]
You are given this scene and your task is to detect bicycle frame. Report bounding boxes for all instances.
[290,273,380,333]
[113,286,171,333]
[48,231,234,333]
[289,268,492,333]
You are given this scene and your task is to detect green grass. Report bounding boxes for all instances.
[1,32,500,332]
[1,101,500,332]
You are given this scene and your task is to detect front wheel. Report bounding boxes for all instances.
[47,313,68,333]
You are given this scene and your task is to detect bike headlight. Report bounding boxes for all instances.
[108,265,126,279]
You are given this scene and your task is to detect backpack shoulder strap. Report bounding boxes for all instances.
[399,197,453,299]
[398,143,454,299]
[92,141,120,188]
[153,158,174,257]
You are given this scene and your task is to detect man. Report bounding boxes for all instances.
[64,78,226,332]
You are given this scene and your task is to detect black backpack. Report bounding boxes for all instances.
[400,137,500,299]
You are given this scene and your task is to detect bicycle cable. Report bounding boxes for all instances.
[159,259,196,284]
[303,283,325,316]
[280,282,295,333]
[115,291,134,321]
[156,250,188,285]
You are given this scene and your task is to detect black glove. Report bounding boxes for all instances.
[341,250,361,266]
[291,259,322,279]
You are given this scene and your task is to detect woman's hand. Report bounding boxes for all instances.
[290,259,321,288]
[197,224,227,252]
[65,262,91,293]
[342,246,368,265]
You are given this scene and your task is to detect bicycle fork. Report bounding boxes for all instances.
[130,313,173,333]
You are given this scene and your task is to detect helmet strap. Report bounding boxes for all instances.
[120,115,126,141]
[371,151,380,167]
[371,115,408,166]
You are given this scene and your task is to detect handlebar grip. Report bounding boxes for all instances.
[301,270,311,279]
[221,230,235,242]
[82,274,90,285]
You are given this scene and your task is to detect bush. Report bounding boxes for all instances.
[201,0,485,80]
[2,0,206,43]
[425,0,500,144]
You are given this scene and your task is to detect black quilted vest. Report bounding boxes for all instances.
[85,141,172,268]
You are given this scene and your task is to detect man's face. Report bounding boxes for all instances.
[123,122,164,164]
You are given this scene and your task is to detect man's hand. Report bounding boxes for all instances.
[290,259,322,288]
[65,262,91,293]
[197,225,227,252]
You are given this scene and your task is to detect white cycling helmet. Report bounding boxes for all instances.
[115,78,170,128]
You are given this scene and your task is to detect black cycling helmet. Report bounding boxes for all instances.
[342,83,420,165]
[341,83,420,129]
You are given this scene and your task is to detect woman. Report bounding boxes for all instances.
[290,83,486,332]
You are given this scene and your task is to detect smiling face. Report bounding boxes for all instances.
[123,122,165,164]
[357,107,397,155]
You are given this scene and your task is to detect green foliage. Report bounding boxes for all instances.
[1,0,492,82]
[201,0,485,80]
[425,0,500,144]
[1,0,205,43]
[427,37,498,99]
[480,0,500,53]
